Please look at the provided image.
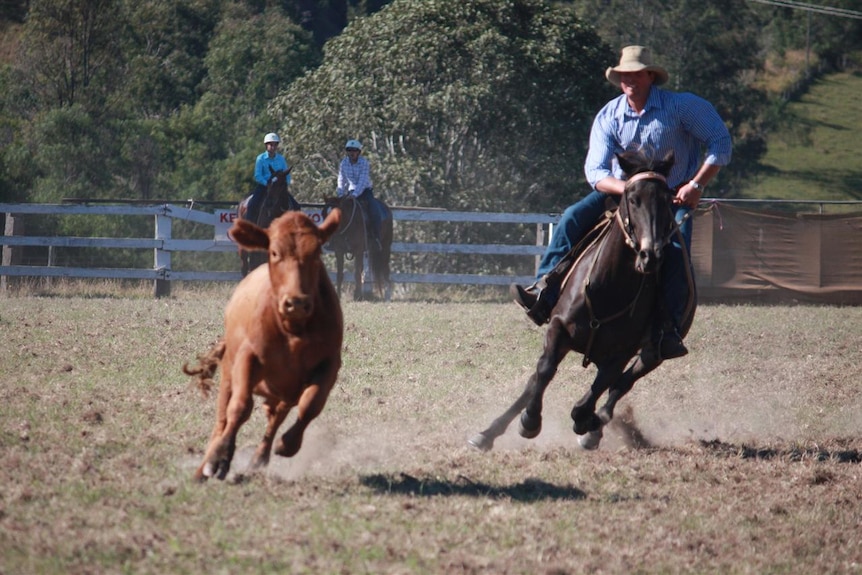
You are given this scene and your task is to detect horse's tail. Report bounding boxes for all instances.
[182,339,226,398]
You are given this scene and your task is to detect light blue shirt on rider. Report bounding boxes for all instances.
[584,86,732,189]
[254,152,290,187]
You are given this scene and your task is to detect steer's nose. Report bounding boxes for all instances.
[279,294,313,319]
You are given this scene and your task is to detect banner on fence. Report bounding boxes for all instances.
[214,208,325,240]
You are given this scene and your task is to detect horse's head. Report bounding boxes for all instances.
[617,150,676,274]
[267,168,291,198]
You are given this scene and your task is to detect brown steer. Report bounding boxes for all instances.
[184,209,343,481]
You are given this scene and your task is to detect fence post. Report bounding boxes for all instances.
[154,210,171,298]
[1,213,13,294]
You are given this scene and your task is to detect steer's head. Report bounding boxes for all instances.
[229,209,341,323]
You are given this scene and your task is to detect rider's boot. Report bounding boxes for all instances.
[653,312,688,360]
[510,268,565,326]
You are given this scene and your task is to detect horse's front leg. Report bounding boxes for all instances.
[519,318,573,439]
[570,357,627,442]
[595,346,662,432]
[468,372,539,452]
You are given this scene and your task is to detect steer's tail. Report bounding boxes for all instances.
[182,339,226,397]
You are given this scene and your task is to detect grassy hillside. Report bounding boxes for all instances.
[739,71,862,203]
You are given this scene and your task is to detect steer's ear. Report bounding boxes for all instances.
[229,219,270,251]
[318,208,342,243]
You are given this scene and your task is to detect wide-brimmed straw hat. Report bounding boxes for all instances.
[605,45,669,87]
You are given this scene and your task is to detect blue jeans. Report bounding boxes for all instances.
[537,192,693,327]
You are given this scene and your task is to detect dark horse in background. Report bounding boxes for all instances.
[470,150,696,452]
[322,194,393,301]
[237,167,300,277]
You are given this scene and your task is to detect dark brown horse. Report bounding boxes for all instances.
[238,167,300,277]
[470,150,695,451]
[322,195,393,301]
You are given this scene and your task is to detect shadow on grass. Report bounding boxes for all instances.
[360,473,586,502]
[699,439,862,463]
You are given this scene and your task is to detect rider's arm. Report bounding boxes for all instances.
[584,102,623,194]
[336,158,347,196]
[253,155,269,186]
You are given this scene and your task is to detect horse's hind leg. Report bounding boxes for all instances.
[353,251,365,301]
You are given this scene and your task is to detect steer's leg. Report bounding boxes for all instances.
[250,399,290,471]
[275,360,338,458]
[196,351,255,481]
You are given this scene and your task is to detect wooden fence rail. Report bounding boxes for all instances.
[3,201,861,303]
[0,203,554,297]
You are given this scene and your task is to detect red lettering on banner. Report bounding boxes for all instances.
[219,212,239,223]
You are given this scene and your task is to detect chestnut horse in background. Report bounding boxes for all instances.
[322,195,393,301]
[183,209,343,481]
[470,150,696,452]
[237,167,300,277]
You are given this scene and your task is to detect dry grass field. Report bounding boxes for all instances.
[0,285,860,574]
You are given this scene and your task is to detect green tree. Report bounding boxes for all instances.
[158,3,320,202]
[571,0,769,192]
[272,0,612,212]
[19,0,124,110]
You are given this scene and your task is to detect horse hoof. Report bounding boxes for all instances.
[578,429,603,451]
[467,433,493,452]
[519,412,542,439]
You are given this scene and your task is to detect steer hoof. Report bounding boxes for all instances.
[518,412,542,439]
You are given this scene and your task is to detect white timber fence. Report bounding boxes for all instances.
[0,203,556,297]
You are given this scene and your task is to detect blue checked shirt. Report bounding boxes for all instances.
[337,156,373,197]
[584,86,732,190]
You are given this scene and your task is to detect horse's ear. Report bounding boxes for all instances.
[616,152,637,177]
[318,208,342,242]
[229,219,270,252]
[656,150,675,176]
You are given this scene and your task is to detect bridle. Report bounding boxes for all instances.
[616,170,677,253]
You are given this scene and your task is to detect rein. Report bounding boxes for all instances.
[579,224,648,367]
[579,171,670,367]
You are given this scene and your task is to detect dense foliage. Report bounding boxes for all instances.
[0,0,860,255]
